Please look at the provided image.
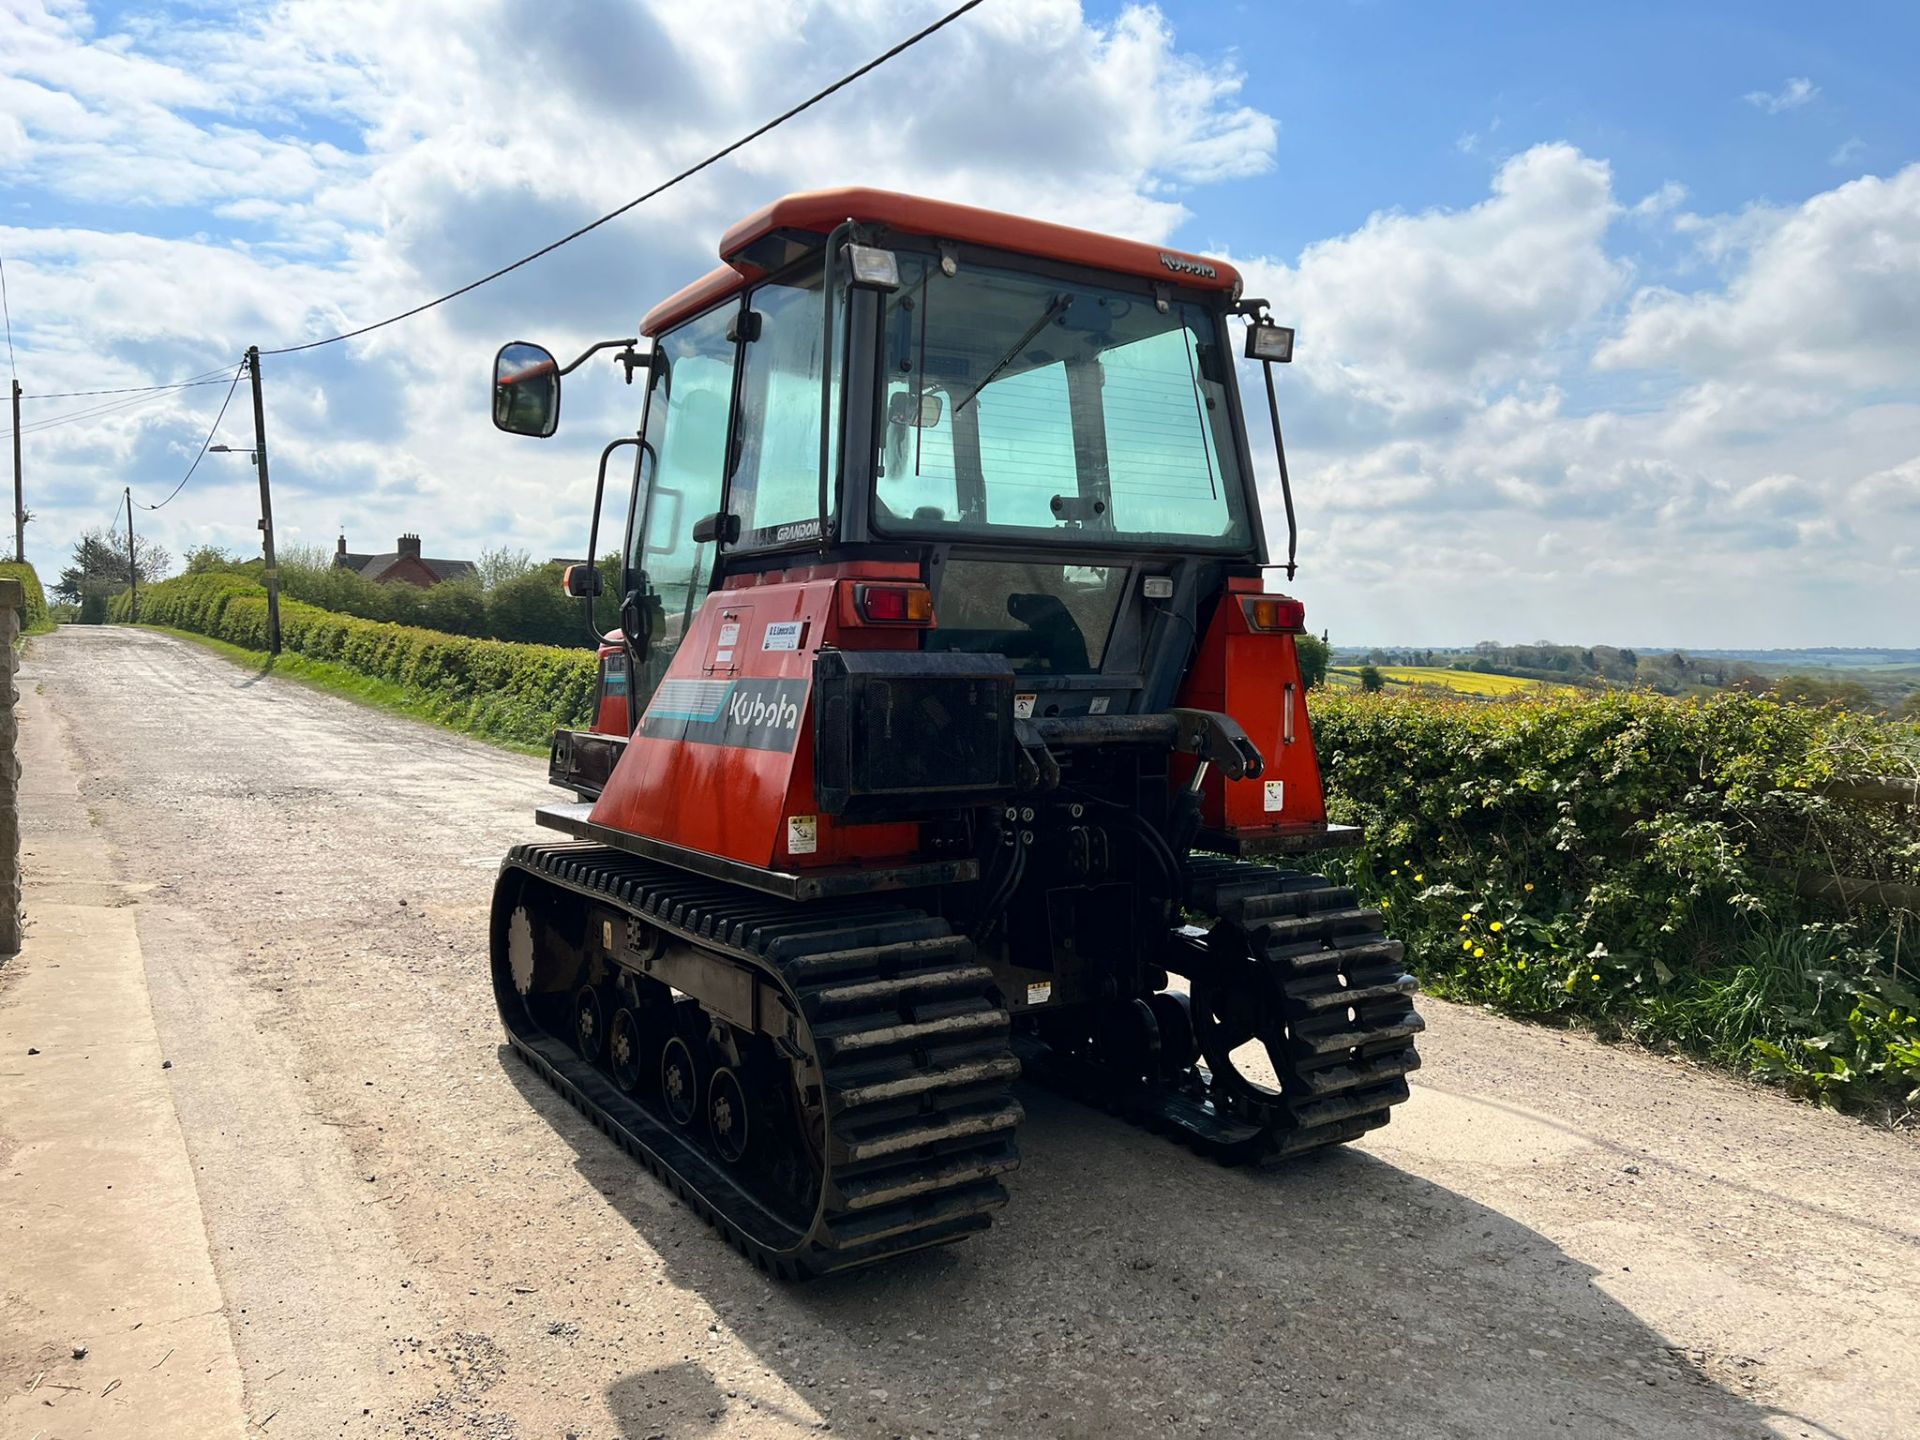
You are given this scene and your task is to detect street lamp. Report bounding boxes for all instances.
[208,444,258,463]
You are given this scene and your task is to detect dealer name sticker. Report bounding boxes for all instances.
[763,621,805,652]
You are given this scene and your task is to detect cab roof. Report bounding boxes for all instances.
[639,186,1242,337]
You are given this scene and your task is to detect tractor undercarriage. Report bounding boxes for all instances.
[494,834,1421,1278]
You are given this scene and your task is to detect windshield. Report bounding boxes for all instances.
[871,253,1252,550]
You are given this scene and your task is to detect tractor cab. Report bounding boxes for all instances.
[496,189,1313,852]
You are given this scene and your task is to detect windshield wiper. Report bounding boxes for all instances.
[953,292,1072,414]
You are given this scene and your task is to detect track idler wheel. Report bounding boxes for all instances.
[1190,956,1289,1123]
[708,1066,750,1165]
[608,1006,646,1094]
[661,1035,700,1128]
[573,984,606,1064]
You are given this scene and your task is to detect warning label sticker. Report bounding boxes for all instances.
[1264,780,1286,812]
[786,815,818,855]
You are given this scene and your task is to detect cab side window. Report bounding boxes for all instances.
[729,261,841,542]
[631,305,736,704]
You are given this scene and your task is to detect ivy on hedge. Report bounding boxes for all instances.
[0,560,52,634]
[113,572,598,746]
[1311,689,1920,1112]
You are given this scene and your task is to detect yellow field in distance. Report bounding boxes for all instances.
[1328,666,1578,696]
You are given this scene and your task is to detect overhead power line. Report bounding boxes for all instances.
[259,0,988,357]
[21,372,238,400]
[135,363,247,511]
[2,384,209,440]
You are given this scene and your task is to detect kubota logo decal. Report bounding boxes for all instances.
[640,678,808,753]
[726,686,801,733]
[1158,252,1217,279]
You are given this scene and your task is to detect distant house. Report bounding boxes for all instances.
[334,533,477,588]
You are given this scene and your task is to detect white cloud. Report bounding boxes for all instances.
[1221,148,1919,644]
[1245,144,1625,416]
[1831,137,1867,167]
[1743,77,1817,113]
[1630,181,1688,218]
[1595,166,1920,388]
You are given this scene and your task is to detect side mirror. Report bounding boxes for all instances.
[493,341,561,437]
[562,563,603,599]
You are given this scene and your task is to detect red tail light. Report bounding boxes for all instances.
[1241,596,1306,632]
[853,584,935,625]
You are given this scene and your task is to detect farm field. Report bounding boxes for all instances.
[1328,664,1577,696]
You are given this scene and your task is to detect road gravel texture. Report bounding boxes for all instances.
[12,626,1919,1439]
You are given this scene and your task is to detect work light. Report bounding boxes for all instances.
[1245,321,1295,364]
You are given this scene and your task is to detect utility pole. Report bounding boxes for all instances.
[10,379,20,564]
[124,486,138,622]
[246,346,281,655]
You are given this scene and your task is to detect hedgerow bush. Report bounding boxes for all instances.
[1311,690,1920,1114]
[113,573,598,746]
[0,560,52,634]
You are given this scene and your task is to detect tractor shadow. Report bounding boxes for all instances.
[498,1053,1788,1440]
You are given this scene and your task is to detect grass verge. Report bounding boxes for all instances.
[145,625,549,756]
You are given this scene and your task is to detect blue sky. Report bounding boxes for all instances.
[1,0,1915,646]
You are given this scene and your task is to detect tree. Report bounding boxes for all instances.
[184,544,241,574]
[1358,664,1385,693]
[486,563,594,647]
[476,545,536,592]
[1899,691,1920,722]
[1295,633,1330,688]
[52,528,173,622]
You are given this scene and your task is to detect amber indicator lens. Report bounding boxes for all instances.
[1241,596,1306,632]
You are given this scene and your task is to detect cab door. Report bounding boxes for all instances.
[627,303,739,713]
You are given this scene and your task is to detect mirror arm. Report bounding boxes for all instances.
[585,436,643,644]
[1260,359,1298,582]
[557,337,643,378]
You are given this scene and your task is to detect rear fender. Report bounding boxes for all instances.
[1173,577,1335,846]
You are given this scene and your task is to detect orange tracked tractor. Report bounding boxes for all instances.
[488,189,1421,1278]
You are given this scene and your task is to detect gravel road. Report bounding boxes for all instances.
[17,626,1920,1440]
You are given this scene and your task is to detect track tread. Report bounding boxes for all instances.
[495,842,1022,1280]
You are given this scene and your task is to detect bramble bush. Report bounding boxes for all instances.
[112,572,598,747]
[1310,690,1920,1115]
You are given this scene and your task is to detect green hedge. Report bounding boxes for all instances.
[113,573,599,746]
[1310,690,1920,1111]
[0,560,52,634]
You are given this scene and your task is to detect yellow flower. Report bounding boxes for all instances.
[1458,925,1469,933]
[1490,921,1504,932]
[1590,973,1601,982]
[1414,873,1425,883]
[1460,911,1472,922]
[1390,868,1400,876]
[1462,938,1473,951]
[1517,960,1528,970]
[1473,947,1486,959]
[1524,882,1535,893]
[1381,899,1391,909]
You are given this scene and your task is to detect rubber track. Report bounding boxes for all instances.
[495,842,1022,1280]
[1030,856,1423,1165]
